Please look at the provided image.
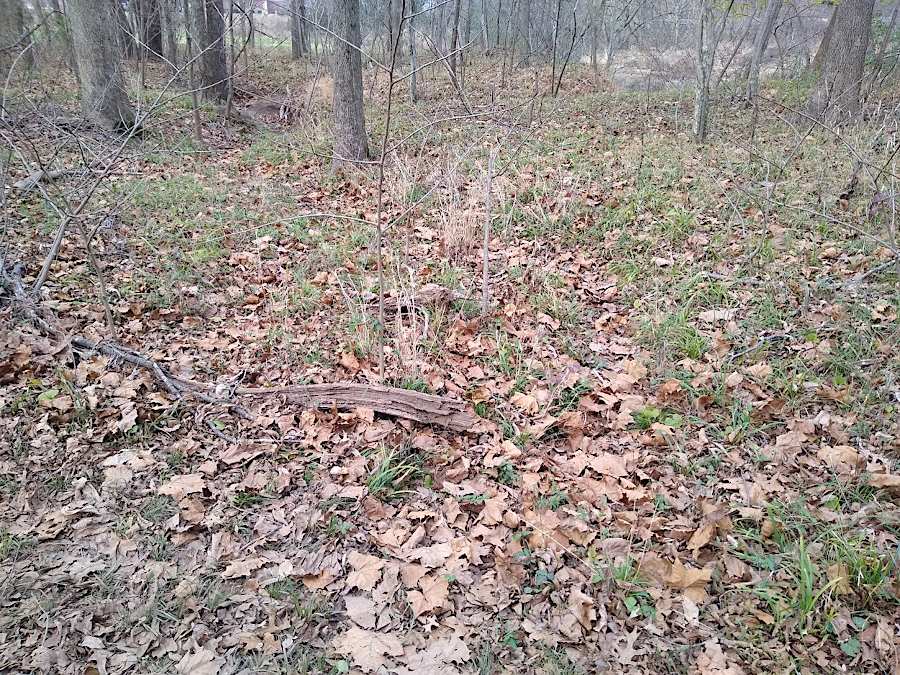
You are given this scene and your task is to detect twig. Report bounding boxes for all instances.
[3,261,473,431]
[374,1,407,381]
[72,217,117,341]
[727,332,793,365]
[481,150,495,317]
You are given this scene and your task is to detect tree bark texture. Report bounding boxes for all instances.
[746,0,782,102]
[518,0,531,65]
[811,5,837,73]
[693,0,717,142]
[449,0,462,75]
[161,0,178,66]
[409,0,418,102]
[331,0,369,168]
[806,0,876,124]
[190,0,228,102]
[67,0,135,130]
[290,0,307,58]
[0,0,32,74]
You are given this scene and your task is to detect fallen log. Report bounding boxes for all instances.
[3,264,475,432]
[13,169,70,192]
[183,380,475,432]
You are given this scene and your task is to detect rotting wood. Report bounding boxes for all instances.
[3,264,475,432]
[183,380,475,432]
[376,283,459,312]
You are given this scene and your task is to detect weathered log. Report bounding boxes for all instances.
[3,263,475,432]
[234,383,474,432]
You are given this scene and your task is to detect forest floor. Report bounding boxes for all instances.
[1,54,900,675]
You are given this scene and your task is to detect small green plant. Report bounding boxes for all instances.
[496,461,519,485]
[499,623,520,650]
[535,486,569,510]
[630,407,660,430]
[541,646,582,675]
[293,591,330,622]
[148,534,175,561]
[232,490,264,508]
[325,515,354,537]
[791,538,841,633]
[0,531,32,560]
[366,445,425,500]
[624,590,656,620]
[267,578,300,601]
[140,495,178,523]
[474,641,495,675]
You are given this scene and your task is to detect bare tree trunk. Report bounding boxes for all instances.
[811,4,837,73]
[332,0,369,169]
[190,0,228,102]
[518,0,532,65]
[806,0,875,124]
[386,0,395,59]
[135,0,164,59]
[68,0,135,129]
[409,0,418,102]
[183,0,203,142]
[480,0,489,54]
[0,0,32,74]
[693,0,717,142]
[161,0,178,68]
[866,0,900,96]
[746,0,781,101]
[290,0,304,58]
[116,0,138,59]
[449,0,462,75]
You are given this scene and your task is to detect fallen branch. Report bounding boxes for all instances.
[183,380,475,432]
[377,283,459,312]
[12,169,70,191]
[3,264,475,432]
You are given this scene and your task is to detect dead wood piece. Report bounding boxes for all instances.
[252,383,474,431]
[3,263,474,432]
[379,284,457,312]
[181,380,476,432]
[13,169,69,191]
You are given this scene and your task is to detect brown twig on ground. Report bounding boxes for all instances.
[3,263,475,432]
[378,283,458,312]
[190,382,475,432]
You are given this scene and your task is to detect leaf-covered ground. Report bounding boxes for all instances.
[1,56,899,675]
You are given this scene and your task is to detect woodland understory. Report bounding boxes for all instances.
[2,51,900,675]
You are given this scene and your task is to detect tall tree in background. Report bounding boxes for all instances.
[290,0,308,58]
[449,0,462,75]
[866,0,899,95]
[693,0,717,142]
[806,0,876,124]
[745,0,782,102]
[160,0,178,67]
[67,0,135,129]
[811,2,837,73]
[190,0,228,102]
[0,0,32,74]
[134,0,164,59]
[332,0,369,168]
[409,0,418,102]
